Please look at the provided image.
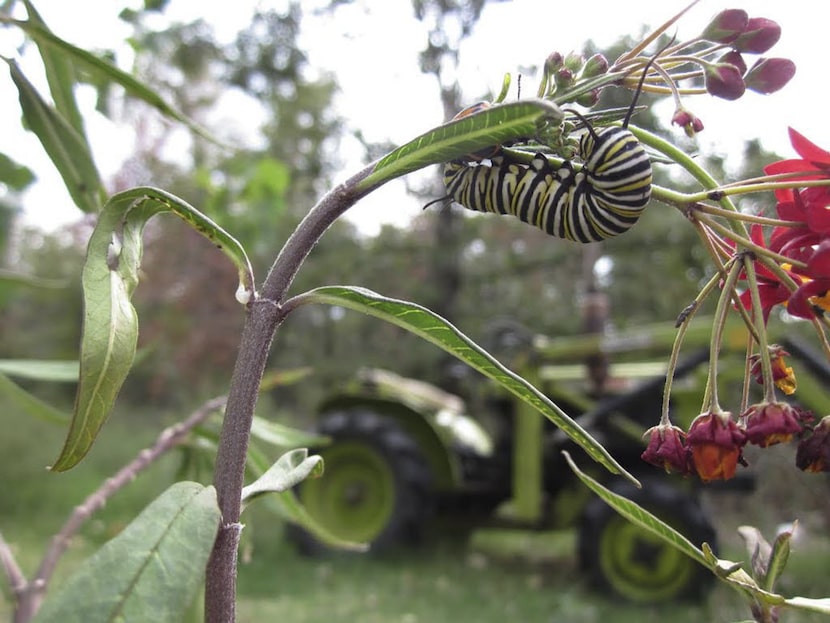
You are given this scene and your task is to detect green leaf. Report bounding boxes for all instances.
[22,0,86,139]
[4,57,103,213]
[32,482,220,623]
[783,597,830,614]
[0,372,68,423]
[12,19,220,144]
[0,152,36,191]
[242,440,366,552]
[361,100,563,190]
[250,415,328,449]
[241,448,324,507]
[291,286,634,482]
[51,187,255,471]
[563,451,710,568]
[0,359,79,382]
[764,525,793,592]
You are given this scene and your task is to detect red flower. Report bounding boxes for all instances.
[641,424,693,475]
[686,411,747,482]
[796,415,830,473]
[749,346,796,395]
[729,225,795,322]
[743,401,806,447]
[765,128,830,202]
[787,277,830,319]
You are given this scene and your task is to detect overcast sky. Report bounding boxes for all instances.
[1,0,824,235]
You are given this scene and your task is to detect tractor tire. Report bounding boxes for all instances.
[577,478,716,603]
[289,410,432,554]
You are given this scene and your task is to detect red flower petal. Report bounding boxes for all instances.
[789,127,830,166]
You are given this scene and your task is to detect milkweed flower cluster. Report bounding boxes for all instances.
[641,126,830,481]
[624,6,830,481]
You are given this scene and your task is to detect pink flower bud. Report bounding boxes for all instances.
[745,57,796,94]
[701,8,748,44]
[704,62,746,100]
[581,53,608,79]
[733,17,781,53]
[545,52,564,74]
[719,50,747,75]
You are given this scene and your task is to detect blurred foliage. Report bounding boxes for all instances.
[0,2,787,417]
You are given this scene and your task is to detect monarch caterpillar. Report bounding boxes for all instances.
[437,50,664,243]
[442,125,652,242]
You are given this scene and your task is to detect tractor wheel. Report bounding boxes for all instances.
[289,410,432,554]
[578,478,716,603]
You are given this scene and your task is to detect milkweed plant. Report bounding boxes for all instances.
[1,1,830,622]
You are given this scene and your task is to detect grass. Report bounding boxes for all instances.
[2,407,829,622]
[230,519,830,623]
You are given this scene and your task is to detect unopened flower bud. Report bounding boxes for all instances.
[672,107,705,137]
[733,17,781,53]
[704,62,746,100]
[701,8,748,44]
[745,57,796,94]
[719,50,747,75]
[576,88,600,108]
[554,67,575,90]
[545,52,564,74]
[564,51,584,73]
[581,53,609,79]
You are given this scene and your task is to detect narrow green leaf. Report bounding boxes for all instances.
[292,286,634,481]
[0,359,79,382]
[0,269,66,290]
[563,451,710,568]
[22,0,86,138]
[241,448,324,506]
[764,525,793,592]
[32,482,220,623]
[0,372,68,423]
[4,58,103,213]
[361,100,563,190]
[51,187,254,471]
[784,597,830,614]
[250,415,328,449]
[13,19,220,144]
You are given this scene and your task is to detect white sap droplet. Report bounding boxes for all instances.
[235,284,254,305]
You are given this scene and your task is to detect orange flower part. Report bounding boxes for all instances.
[686,411,747,482]
[749,346,796,395]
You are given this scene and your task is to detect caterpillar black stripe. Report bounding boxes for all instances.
[442,125,652,243]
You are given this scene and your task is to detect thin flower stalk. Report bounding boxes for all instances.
[743,256,777,403]
[702,259,744,412]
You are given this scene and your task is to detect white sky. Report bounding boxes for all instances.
[0,0,825,236]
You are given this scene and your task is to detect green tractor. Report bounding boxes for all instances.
[289,316,830,603]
